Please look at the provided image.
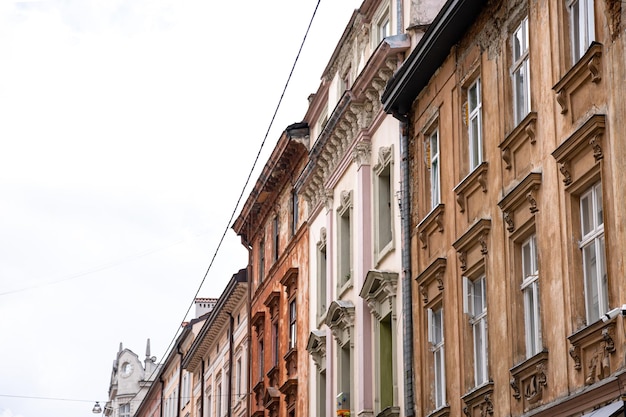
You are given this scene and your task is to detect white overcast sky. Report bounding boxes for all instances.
[0,1,360,416]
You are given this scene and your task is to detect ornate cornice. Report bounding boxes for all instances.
[306,330,327,371]
[359,270,399,321]
[325,300,355,347]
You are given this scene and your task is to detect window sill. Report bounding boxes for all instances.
[427,405,450,417]
[509,350,549,408]
[338,277,354,298]
[461,381,493,417]
[454,162,489,218]
[417,203,445,251]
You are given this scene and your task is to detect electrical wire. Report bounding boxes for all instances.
[117,0,324,410]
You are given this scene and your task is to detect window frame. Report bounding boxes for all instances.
[428,306,446,409]
[579,182,607,324]
[511,16,531,126]
[521,234,542,357]
[463,275,488,387]
[467,77,483,171]
[316,230,328,321]
[373,146,394,261]
[289,298,297,350]
[426,128,441,210]
[568,0,595,63]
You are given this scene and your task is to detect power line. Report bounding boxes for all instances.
[118,0,324,409]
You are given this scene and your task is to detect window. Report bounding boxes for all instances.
[216,383,222,417]
[337,192,353,287]
[317,233,328,318]
[291,190,299,236]
[259,239,265,284]
[289,299,297,349]
[379,314,393,409]
[464,275,488,386]
[521,234,542,357]
[258,339,264,382]
[428,307,446,409]
[318,370,327,417]
[273,216,279,262]
[569,0,595,63]
[338,344,351,408]
[272,322,279,366]
[511,16,530,125]
[236,357,242,397]
[467,78,483,170]
[207,390,212,417]
[120,404,130,417]
[580,182,607,324]
[374,147,393,257]
[427,129,441,209]
[182,372,191,406]
[374,5,391,45]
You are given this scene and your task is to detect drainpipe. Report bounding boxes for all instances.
[228,313,234,417]
[159,376,165,417]
[399,118,415,417]
[177,346,183,417]
[200,358,205,417]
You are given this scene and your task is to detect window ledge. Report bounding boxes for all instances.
[427,405,450,417]
[568,320,616,384]
[499,112,537,174]
[377,406,400,417]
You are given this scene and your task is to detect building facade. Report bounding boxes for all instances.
[297,1,445,416]
[233,124,310,417]
[105,340,159,417]
[182,269,248,417]
[383,0,626,416]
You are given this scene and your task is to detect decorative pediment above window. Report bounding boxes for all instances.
[280,267,298,298]
[253,380,265,409]
[453,219,491,273]
[359,270,398,321]
[499,112,537,179]
[325,300,355,347]
[266,365,279,388]
[454,162,488,218]
[415,258,446,305]
[553,42,602,116]
[462,382,494,417]
[509,351,549,411]
[552,114,605,186]
[417,204,445,251]
[264,291,281,320]
[307,330,327,371]
[279,378,298,412]
[251,311,265,335]
[498,172,542,234]
[567,320,616,386]
[338,190,353,215]
[317,227,327,250]
[263,386,281,417]
[373,145,393,175]
[283,347,297,378]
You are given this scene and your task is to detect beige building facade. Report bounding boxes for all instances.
[383,0,626,416]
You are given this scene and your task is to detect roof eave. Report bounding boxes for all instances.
[382,0,487,117]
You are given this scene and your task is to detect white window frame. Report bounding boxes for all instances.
[569,0,595,63]
[521,234,542,357]
[317,233,328,319]
[289,298,297,350]
[511,16,530,125]
[427,307,446,409]
[427,129,441,209]
[120,403,131,417]
[373,3,391,46]
[467,77,483,170]
[463,275,488,386]
[579,182,607,324]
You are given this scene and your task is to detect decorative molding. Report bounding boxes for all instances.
[509,350,549,410]
[306,330,327,371]
[453,219,491,272]
[325,300,355,347]
[263,291,281,320]
[373,145,393,175]
[552,114,606,186]
[499,112,537,171]
[317,227,327,251]
[338,190,353,216]
[280,267,298,298]
[568,321,616,385]
[553,42,603,115]
[415,258,446,305]
[417,204,445,250]
[461,382,494,417]
[497,172,542,233]
[359,270,399,321]
[454,162,489,214]
[353,141,372,167]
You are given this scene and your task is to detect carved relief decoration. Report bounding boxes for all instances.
[417,204,445,250]
[373,145,393,175]
[325,300,355,347]
[568,321,616,386]
[453,219,491,272]
[306,330,327,371]
[497,172,542,234]
[415,258,446,305]
[509,351,549,411]
[462,382,494,417]
[359,270,399,321]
